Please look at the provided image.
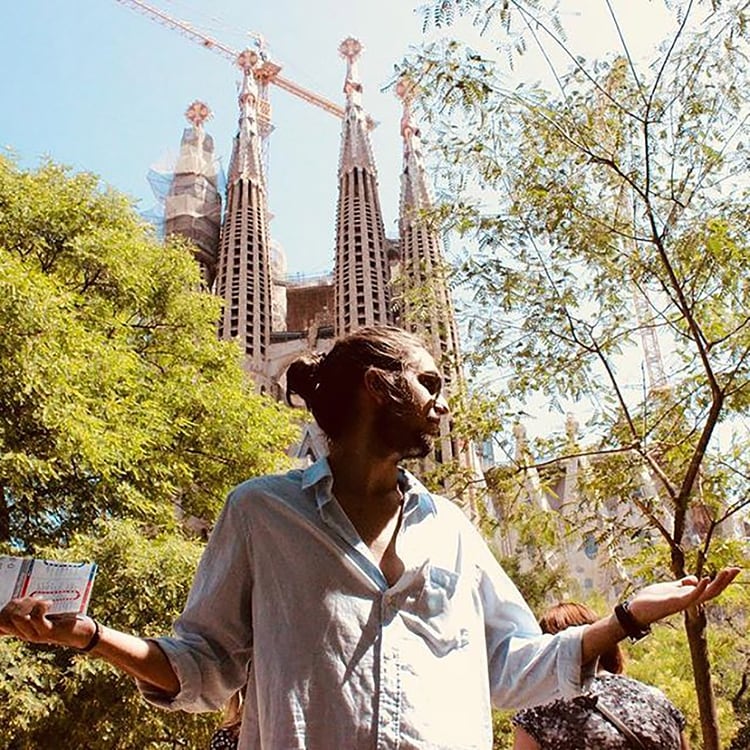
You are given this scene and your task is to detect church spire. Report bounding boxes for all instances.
[337,37,378,177]
[333,37,390,336]
[227,49,265,185]
[164,100,222,289]
[395,77,462,390]
[394,78,488,504]
[215,51,273,379]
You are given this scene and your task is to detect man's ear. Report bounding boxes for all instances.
[363,367,389,405]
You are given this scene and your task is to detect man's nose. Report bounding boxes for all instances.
[434,393,449,415]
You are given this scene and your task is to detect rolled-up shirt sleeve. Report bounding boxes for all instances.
[137,486,254,713]
[472,529,593,709]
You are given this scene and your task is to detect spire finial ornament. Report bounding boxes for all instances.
[395,76,416,105]
[236,48,260,75]
[185,100,212,128]
[396,76,418,139]
[339,37,364,105]
[234,48,260,115]
[566,413,580,441]
[338,37,363,64]
[227,48,263,184]
[513,420,528,448]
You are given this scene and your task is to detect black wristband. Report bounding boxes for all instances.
[614,599,651,642]
[79,618,101,653]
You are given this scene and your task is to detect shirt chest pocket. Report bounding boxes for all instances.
[394,564,471,656]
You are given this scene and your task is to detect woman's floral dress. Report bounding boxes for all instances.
[512,673,686,749]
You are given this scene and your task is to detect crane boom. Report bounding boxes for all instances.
[610,182,669,394]
[274,75,345,120]
[114,0,237,62]
[114,0,345,121]
[633,288,669,392]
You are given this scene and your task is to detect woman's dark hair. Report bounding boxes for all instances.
[285,325,427,440]
[540,601,625,675]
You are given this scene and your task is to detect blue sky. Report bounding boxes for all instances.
[2,0,426,276]
[2,1,679,279]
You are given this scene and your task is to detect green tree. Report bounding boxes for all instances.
[625,606,746,748]
[0,156,300,746]
[0,155,298,546]
[401,2,750,747]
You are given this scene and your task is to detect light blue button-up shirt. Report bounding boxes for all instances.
[140,457,589,749]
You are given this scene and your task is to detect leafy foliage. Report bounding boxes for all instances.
[402,1,750,746]
[0,156,300,746]
[626,610,744,748]
[0,521,218,749]
[0,156,298,548]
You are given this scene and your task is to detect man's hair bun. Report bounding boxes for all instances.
[285,352,326,409]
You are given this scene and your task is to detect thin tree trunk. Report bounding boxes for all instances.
[685,606,721,750]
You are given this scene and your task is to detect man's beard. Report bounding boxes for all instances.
[374,402,434,460]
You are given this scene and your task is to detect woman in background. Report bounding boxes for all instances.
[209,690,243,750]
[512,601,690,750]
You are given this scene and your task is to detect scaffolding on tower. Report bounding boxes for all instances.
[114,0,368,285]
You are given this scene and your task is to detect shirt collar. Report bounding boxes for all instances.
[301,456,437,517]
[301,455,333,491]
[399,468,437,518]
[301,456,335,511]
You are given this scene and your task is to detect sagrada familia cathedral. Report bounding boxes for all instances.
[158,38,481,480]
[152,37,679,600]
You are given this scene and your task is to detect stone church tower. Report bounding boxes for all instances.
[333,38,391,336]
[166,40,481,472]
[163,100,223,290]
[392,77,486,509]
[214,52,274,382]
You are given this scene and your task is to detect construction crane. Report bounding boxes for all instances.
[632,285,670,393]
[114,0,347,142]
[612,184,670,394]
